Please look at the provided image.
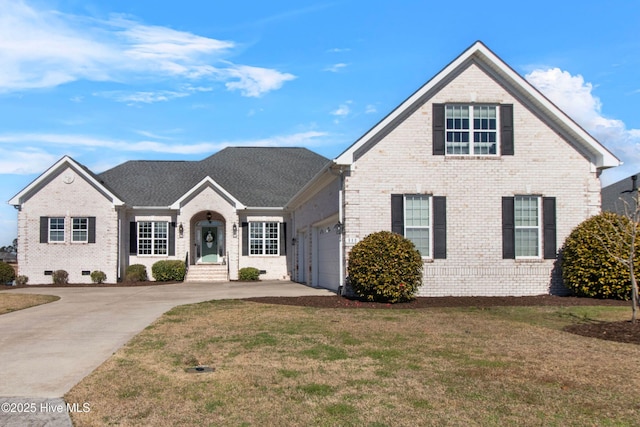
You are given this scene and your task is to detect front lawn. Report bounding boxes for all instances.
[66,300,639,426]
[0,293,59,315]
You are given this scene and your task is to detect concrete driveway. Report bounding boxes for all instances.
[0,281,332,426]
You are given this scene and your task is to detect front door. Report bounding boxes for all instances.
[201,227,218,263]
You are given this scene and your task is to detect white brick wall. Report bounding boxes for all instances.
[290,176,341,286]
[342,63,601,296]
[17,167,119,284]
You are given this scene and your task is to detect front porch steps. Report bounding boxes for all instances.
[185,264,228,283]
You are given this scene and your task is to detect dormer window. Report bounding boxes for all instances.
[445,105,497,155]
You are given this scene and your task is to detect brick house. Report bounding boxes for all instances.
[9,41,619,295]
[288,41,619,296]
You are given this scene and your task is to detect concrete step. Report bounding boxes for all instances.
[185,264,228,282]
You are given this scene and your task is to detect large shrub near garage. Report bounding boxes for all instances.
[561,212,639,300]
[348,231,422,303]
[0,262,15,284]
[152,260,186,282]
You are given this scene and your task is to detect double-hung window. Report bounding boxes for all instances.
[138,221,168,255]
[404,195,431,257]
[514,196,540,258]
[391,194,446,259]
[502,196,556,260]
[49,217,65,242]
[445,105,498,155]
[250,222,279,255]
[72,218,88,243]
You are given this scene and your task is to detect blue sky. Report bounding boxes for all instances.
[1,0,640,246]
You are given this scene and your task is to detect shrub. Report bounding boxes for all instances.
[0,262,15,284]
[152,260,186,282]
[15,275,28,286]
[90,270,107,284]
[561,212,640,300]
[125,264,148,282]
[52,270,69,285]
[347,231,422,303]
[239,267,260,281]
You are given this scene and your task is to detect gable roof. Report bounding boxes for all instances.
[335,41,620,169]
[97,147,329,208]
[8,156,125,207]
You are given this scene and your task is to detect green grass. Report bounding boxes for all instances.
[66,300,640,427]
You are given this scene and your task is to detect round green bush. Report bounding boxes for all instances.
[52,270,68,285]
[239,267,260,281]
[90,270,107,284]
[561,212,640,300]
[0,262,15,284]
[347,231,423,303]
[152,260,186,281]
[125,264,148,282]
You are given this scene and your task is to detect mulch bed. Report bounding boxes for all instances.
[245,295,640,346]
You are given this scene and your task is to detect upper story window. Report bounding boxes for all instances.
[445,105,497,155]
[138,221,168,255]
[250,222,279,255]
[72,218,88,243]
[49,217,65,242]
[433,103,513,156]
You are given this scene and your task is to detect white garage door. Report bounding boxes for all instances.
[316,228,340,291]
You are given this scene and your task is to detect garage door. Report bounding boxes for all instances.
[316,228,340,291]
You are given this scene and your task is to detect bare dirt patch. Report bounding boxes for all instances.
[245,295,640,345]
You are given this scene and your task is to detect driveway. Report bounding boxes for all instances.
[0,281,332,426]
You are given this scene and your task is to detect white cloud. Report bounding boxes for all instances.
[224,65,296,97]
[95,90,191,104]
[0,0,294,97]
[365,104,377,114]
[331,101,352,117]
[0,130,330,173]
[327,48,350,53]
[325,63,347,73]
[526,68,640,186]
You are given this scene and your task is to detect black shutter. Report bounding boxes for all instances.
[40,217,49,243]
[500,104,514,155]
[129,222,137,254]
[242,222,249,256]
[433,196,447,259]
[88,217,96,244]
[543,197,557,259]
[502,197,515,259]
[433,104,445,155]
[391,194,404,235]
[169,222,175,256]
[280,223,287,256]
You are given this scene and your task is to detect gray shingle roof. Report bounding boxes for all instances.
[97,147,329,207]
[602,173,640,214]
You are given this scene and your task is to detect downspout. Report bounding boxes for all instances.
[329,165,346,295]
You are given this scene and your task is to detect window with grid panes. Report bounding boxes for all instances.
[404,195,431,257]
[72,218,88,242]
[446,105,497,155]
[514,196,540,258]
[138,221,168,255]
[250,222,279,255]
[49,217,65,242]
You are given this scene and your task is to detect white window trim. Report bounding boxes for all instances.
[514,196,542,259]
[72,217,88,243]
[49,217,65,243]
[137,221,168,256]
[249,222,280,256]
[445,104,500,156]
[404,194,433,259]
